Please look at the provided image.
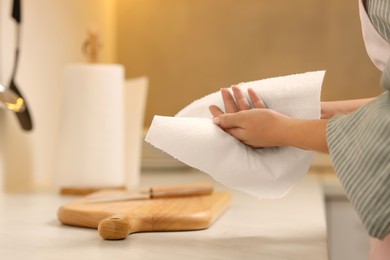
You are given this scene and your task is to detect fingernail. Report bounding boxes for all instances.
[213,117,221,125]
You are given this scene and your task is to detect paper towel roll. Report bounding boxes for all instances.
[56,64,125,189]
[124,76,148,189]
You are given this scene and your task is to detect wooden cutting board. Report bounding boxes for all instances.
[58,190,231,240]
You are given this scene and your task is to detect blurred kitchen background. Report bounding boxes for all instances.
[0,0,382,259]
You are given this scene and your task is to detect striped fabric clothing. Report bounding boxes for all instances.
[367,0,390,90]
[327,94,390,239]
[367,0,390,41]
[381,60,390,89]
[326,0,390,239]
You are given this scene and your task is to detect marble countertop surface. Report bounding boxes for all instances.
[0,170,328,260]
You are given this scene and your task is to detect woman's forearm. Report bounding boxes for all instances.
[282,118,329,153]
[281,98,376,152]
[321,98,374,119]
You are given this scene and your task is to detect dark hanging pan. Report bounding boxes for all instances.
[8,0,33,131]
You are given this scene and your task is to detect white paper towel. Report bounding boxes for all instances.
[124,76,148,188]
[145,71,325,198]
[56,64,125,188]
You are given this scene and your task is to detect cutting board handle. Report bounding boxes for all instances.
[98,214,130,240]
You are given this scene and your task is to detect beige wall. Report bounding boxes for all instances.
[117,0,383,127]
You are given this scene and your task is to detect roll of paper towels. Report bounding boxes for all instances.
[56,64,125,189]
[124,76,148,188]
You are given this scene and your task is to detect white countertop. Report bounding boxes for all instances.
[0,170,328,260]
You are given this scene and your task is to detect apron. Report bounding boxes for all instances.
[359,0,390,71]
[326,0,390,240]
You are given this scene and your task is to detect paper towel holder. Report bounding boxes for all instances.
[82,29,101,63]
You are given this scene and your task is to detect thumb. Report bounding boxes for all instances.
[213,113,244,129]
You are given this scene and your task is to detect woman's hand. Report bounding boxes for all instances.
[209,85,329,153]
[209,85,290,148]
[212,108,292,148]
[209,85,266,116]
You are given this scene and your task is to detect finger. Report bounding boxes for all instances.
[221,88,238,113]
[208,105,224,117]
[248,88,266,108]
[232,85,251,111]
[213,112,245,129]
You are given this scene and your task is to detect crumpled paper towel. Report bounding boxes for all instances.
[145,71,325,198]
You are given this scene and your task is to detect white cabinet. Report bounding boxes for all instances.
[326,197,370,260]
[312,154,371,260]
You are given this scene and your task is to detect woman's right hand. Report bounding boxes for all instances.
[209,85,267,117]
[209,85,330,153]
[208,86,293,149]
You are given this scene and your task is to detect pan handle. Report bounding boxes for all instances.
[12,0,22,23]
